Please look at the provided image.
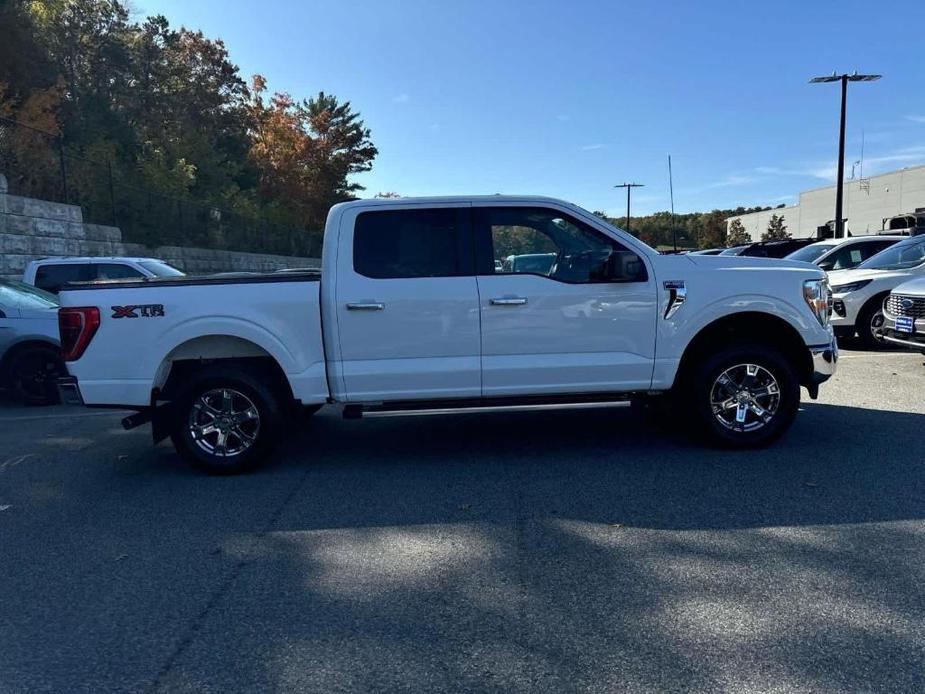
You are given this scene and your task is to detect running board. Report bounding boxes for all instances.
[342,393,644,419]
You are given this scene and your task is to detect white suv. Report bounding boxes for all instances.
[23,257,183,294]
[785,235,904,271]
[827,235,925,348]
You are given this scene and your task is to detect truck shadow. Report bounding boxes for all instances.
[7,400,924,692]
[150,401,925,691]
[273,401,924,532]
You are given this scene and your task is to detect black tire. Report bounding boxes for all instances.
[684,342,800,448]
[7,345,64,406]
[855,298,887,350]
[169,365,285,474]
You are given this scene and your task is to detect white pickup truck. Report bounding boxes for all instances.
[56,196,837,473]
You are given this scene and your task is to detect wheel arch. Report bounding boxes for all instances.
[154,335,294,405]
[675,311,813,388]
[857,290,892,321]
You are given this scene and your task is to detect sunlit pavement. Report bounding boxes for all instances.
[1,345,923,693]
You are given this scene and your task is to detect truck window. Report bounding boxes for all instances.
[353,208,467,279]
[95,264,145,280]
[482,207,646,283]
[33,264,93,293]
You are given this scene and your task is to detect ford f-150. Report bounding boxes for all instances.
[56,196,837,473]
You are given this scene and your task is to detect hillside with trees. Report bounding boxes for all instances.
[0,0,376,254]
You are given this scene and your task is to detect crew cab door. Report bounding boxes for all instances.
[333,205,481,402]
[474,205,657,396]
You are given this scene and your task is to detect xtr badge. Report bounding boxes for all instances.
[111,304,165,319]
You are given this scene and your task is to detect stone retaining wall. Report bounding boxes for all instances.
[0,177,319,279]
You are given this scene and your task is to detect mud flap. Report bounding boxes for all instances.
[151,402,175,444]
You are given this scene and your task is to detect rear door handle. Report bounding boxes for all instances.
[490,297,528,306]
[346,302,385,311]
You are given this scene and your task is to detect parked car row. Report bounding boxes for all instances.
[4,225,922,414]
[825,235,925,348]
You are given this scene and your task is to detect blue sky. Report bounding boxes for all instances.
[140,0,925,216]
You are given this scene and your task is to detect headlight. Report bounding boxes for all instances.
[830,279,872,294]
[803,278,831,327]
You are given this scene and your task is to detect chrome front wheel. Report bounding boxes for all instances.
[709,363,782,433]
[188,387,261,458]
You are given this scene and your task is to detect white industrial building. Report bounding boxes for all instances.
[726,164,925,241]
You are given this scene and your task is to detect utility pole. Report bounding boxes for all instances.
[809,71,881,238]
[614,182,644,233]
[668,155,677,252]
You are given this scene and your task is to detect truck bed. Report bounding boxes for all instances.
[62,269,322,291]
[58,271,328,408]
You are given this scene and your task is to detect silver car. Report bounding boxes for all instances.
[0,279,64,404]
[880,276,925,353]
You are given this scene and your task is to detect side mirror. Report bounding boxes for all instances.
[606,251,647,282]
[818,260,835,271]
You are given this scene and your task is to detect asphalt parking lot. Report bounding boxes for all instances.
[1,344,923,693]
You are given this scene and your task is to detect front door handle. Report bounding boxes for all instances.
[490,297,528,306]
[346,302,385,311]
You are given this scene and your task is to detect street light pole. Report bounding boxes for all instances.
[809,71,881,238]
[614,182,644,233]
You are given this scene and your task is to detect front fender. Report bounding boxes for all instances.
[652,293,829,390]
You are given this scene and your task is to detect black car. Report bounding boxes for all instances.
[736,238,818,259]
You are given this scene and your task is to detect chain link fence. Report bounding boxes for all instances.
[0,116,321,257]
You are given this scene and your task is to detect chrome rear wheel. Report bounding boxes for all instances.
[188,387,261,458]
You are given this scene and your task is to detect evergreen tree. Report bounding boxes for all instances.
[726,218,751,246]
[762,213,790,241]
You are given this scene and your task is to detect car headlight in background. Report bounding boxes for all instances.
[830,279,872,294]
[803,278,831,327]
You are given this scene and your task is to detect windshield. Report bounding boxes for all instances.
[857,236,925,271]
[0,279,59,309]
[786,244,832,263]
[138,260,184,277]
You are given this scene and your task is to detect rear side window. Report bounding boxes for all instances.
[34,264,93,293]
[353,208,469,279]
[95,263,144,280]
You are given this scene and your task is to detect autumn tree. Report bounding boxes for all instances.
[0,80,65,200]
[762,213,789,241]
[727,218,751,246]
[246,76,377,232]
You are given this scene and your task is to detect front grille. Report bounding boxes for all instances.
[886,294,925,318]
